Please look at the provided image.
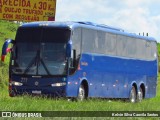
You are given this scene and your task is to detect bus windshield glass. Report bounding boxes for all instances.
[12,27,71,76]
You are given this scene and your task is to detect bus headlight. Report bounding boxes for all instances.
[51,82,66,87]
[12,81,23,86]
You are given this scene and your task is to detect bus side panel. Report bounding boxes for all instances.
[66,72,82,97]
[145,76,157,98]
[74,53,157,99]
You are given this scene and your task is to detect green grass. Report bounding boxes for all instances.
[1,76,159,111]
[0,20,19,90]
[0,20,160,120]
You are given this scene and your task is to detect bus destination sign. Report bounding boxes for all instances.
[0,0,56,22]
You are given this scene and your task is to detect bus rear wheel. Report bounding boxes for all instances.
[129,86,136,103]
[77,84,86,101]
[137,87,143,102]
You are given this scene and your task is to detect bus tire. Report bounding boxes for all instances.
[137,87,143,102]
[9,89,16,97]
[129,86,137,103]
[77,84,86,101]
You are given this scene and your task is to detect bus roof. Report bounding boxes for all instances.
[21,21,157,42]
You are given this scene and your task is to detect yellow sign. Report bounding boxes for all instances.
[0,0,56,22]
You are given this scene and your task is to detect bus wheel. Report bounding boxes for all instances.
[9,90,16,97]
[129,86,136,103]
[137,88,143,102]
[77,84,85,101]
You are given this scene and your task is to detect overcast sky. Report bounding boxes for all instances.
[56,0,160,42]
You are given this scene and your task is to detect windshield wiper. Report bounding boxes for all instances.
[40,58,51,75]
[23,50,51,75]
[23,50,39,75]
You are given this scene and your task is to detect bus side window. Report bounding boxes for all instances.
[96,31,105,54]
[136,39,147,60]
[72,28,81,57]
[151,42,157,60]
[105,33,117,56]
[116,35,127,57]
[126,37,136,58]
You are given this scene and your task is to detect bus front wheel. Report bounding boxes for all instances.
[129,86,137,103]
[77,84,86,101]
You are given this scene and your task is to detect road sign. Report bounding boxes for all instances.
[0,0,56,22]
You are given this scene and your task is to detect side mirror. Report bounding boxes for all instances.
[69,49,76,68]
[1,39,15,62]
[68,49,76,75]
[66,40,72,58]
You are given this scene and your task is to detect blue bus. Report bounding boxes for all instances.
[1,21,158,102]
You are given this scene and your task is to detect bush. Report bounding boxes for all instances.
[0,62,9,89]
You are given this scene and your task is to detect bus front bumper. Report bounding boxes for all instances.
[9,86,66,97]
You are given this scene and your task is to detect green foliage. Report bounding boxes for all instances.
[0,20,18,40]
[157,43,160,55]
[0,20,19,89]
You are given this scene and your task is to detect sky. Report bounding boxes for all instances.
[56,0,160,42]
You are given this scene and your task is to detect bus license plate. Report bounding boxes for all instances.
[32,90,41,94]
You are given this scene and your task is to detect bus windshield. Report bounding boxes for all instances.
[12,27,71,76]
